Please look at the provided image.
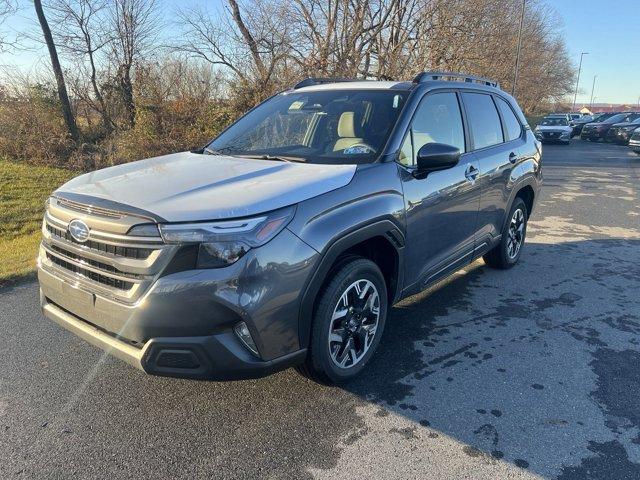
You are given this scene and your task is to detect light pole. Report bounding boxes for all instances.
[511,0,526,96]
[572,52,588,112]
[589,75,597,110]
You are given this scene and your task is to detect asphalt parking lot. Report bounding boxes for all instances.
[1,139,639,479]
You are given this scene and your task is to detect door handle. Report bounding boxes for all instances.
[465,165,479,182]
[508,152,518,164]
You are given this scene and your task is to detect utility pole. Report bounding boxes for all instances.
[589,75,597,110]
[511,0,526,96]
[572,52,588,112]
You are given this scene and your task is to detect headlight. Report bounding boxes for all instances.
[158,206,295,268]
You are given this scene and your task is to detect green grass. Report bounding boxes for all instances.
[0,160,76,285]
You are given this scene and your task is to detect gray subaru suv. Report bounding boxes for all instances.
[38,72,542,383]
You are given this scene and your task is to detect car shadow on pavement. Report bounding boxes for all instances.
[336,237,640,479]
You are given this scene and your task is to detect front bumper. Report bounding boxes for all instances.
[630,139,640,153]
[40,291,306,379]
[535,131,571,143]
[610,129,634,145]
[38,227,320,380]
[581,129,606,141]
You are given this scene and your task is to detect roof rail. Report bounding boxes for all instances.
[413,71,500,89]
[293,77,361,89]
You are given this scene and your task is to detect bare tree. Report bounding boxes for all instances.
[47,0,114,132]
[108,0,159,127]
[34,0,79,142]
[0,0,17,52]
[175,0,290,86]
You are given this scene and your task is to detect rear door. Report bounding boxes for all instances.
[461,92,523,249]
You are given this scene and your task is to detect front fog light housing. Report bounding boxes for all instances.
[234,321,259,356]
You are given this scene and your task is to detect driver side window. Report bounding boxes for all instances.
[399,92,465,166]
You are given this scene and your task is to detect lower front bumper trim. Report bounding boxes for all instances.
[42,298,146,370]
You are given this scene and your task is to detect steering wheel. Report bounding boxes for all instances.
[346,143,377,154]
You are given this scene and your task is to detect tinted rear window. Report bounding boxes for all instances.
[495,97,522,141]
[462,93,504,149]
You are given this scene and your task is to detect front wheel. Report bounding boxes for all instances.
[483,197,528,269]
[297,258,387,384]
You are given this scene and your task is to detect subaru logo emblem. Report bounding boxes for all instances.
[68,219,90,243]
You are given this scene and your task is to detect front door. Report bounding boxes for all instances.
[399,91,481,291]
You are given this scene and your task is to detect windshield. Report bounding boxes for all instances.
[603,113,626,123]
[207,90,408,164]
[540,118,568,126]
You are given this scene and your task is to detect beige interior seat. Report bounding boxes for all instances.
[332,112,364,151]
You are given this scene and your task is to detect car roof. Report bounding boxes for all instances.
[292,81,413,92]
[290,78,504,95]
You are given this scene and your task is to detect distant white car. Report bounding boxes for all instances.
[534,117,572,144]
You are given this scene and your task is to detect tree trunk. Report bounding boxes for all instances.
[228,0,267,82]
[119,64,135,128]
[34,0,80,142]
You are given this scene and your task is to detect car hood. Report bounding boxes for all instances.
[56,152,357,222]
[536,125,572,132]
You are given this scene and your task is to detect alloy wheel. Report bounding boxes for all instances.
[507,208,525,259]
[328,279,380,369]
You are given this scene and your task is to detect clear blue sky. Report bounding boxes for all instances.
[2,0,639,106]
[543,0,640,106]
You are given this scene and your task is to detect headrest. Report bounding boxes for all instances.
[337,111,356,138]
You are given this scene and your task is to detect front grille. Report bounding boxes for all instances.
[46,252,135,290]
[41,202,173,302]
[48,244,144,279]
[46,223,152,259]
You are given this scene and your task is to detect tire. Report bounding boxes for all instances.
[483,197,528,269]
[296,257,388,384]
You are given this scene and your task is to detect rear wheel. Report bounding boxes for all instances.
[483,197,528,269]
[297,258,387,384]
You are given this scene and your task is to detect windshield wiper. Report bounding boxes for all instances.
[243,154,306,163]
[202,147,225,155]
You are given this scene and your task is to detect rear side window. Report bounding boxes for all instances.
[462,93,503,149]
[398,92,465,165]
[495,97,522,141]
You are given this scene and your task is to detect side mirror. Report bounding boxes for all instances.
[416,143,461,173]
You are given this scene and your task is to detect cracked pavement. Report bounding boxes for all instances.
[1,139,639,479]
